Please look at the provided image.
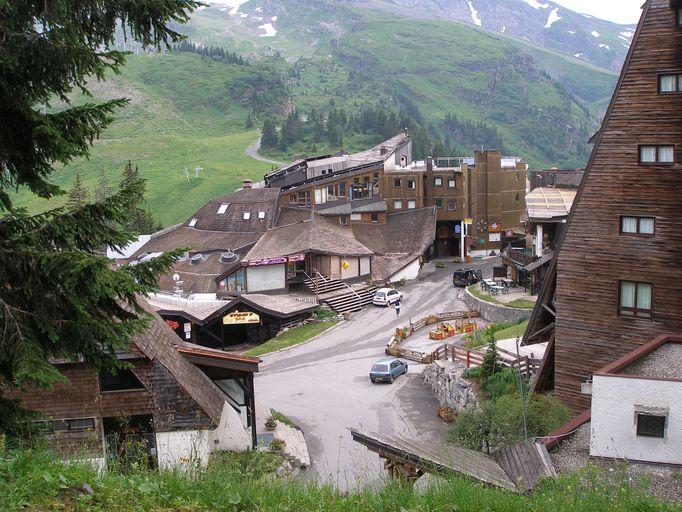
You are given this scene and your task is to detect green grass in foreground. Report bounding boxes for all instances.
[244,321,338,357]
[1,448,678,512]
[468,285,536,310]
[492,320,530,341]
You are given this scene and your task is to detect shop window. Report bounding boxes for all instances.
[619,281,652,318]
[226,268,245,293]
[99,368,146,392]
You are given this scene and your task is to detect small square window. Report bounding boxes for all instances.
[258,211,266,220]
[243,212,251,220]
[407,180,416,190]
[434,198,443,208]
[289,194,297,204]
[394,178,402,188]
[448,178,456,188]
[636,413,666,438]
[217,204,229,214]
[407,200,416,209]
[394,200,403,209]
[371,213,379,223]
[434,177,443,187]
[188,218,198,227]
[448,200,456,211]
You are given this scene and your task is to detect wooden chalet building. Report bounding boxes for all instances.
[525,0,682,413]
[3,301,260,469]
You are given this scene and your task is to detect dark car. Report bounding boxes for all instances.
[369,357,408,383]
[452,268,482,287]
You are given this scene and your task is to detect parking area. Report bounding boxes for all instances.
[255,257,498,488]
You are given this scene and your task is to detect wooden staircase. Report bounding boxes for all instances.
[322,285,380,314]
[303,274,347,295]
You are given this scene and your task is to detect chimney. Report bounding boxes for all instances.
[243,179,252,189]
[426,156,433,173]
[380,146,388,156]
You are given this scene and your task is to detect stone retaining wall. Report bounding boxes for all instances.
[463,288,530,324]
[422,361,479,411]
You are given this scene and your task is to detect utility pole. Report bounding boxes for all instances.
[515,335,529,442]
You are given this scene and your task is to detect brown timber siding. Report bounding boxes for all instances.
[554,0,682,412]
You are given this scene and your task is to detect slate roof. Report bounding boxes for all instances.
[317,197,387,216]
[156,251,244,295]
[244,217,374,261]
[185,188,280,232]
[131,226,260,258]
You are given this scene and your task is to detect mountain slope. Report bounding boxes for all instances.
[353,0,636,72]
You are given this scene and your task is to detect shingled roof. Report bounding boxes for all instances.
[244,217,374,261]
[186,188,280,232]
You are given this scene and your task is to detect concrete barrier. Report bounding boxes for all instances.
[463,288,530,324]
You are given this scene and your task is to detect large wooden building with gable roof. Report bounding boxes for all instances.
[526,0,682,413]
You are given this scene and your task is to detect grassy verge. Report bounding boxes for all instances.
[1,448,678,512]
[244,321,338,357]
[467,285,536,310]
[492,320,529,341]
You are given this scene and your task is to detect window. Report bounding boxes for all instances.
[448,200,456,211]
[354,177,360,184]
[639,145,675,164]
[620,216,655,235]
[434,198,443,208]
[407,200,416,209]
[225,268,245,292]
[188,218,198,227]
[314,188,327,204]
[394,200,403,210]
[394,178,402,188]
[257,211,266,220]
[658,74,682,93]
[339,216,348,226]
[217,204,229,214]
[677,7,682,27]
[407,180,416,190]
[289,194,297,205]
[448,178,456,188]
[371,213,379,223]
[516,192,520,201]
[434,177,443,187]
[339,182,347,197]
[636,412,666,438]
[350,213,361,221]
[35,417,95,434]
[99,368,146,392]
[243,212,251,220]
[619,281,652,318]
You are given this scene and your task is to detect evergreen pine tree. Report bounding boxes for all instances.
[481,333,499,381]
[261,117,279,148]
[66,172,89,210]
[0,0,196,435]
[94,168,111,202]
[245,111,254,129]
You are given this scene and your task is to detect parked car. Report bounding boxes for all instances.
[372,288,403,306]
[369,357,408,383]
[452,268,483,287]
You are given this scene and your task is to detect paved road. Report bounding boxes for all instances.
[255,258,498,489]
[245,136,285,166]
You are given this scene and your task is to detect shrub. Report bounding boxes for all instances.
[480,337,499,380]
[462,366,482,379]
[313,308,337,319]
[480,368,520,400]
[436,262,445,268]
[449,393,571,454]
[265,417,277,430]
[269,439,286,452]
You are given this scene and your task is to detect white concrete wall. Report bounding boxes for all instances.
[247,264,285,292]
[210,402,252,452]
[156,430,210,470]
[360,257,371,276]
[389,258,420,283]
[590,375,682,464]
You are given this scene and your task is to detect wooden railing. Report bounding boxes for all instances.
[428,343,542,378]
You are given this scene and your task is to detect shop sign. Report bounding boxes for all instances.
[248,253,305,267]
[223,310,261,325]
[489,233,501,242]
[165,319,180,331]
[341,260,350,270]
[464,218,473,224]
[488,222,501,232]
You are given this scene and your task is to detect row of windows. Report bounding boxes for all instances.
[434,177,457,188]
[35,417,96,434]
[639,145,674,164]
[393,178,416,189]
[394,200,416,210]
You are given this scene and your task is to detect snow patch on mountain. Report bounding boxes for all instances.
[258,22,277,36]
[545,8,561,29]
[467,1,482,27]
[591,30,600,37]
[521,0,549,9]
[501,25,506,33]
[599,43,610,50]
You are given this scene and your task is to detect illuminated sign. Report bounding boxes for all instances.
[223,311,261,325]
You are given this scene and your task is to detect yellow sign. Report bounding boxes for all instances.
[223,311,260,325]
[464,218,473,225]
[341,260,350,270]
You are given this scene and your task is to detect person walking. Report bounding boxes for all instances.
[394,298,401,317]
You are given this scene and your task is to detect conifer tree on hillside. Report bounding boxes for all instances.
[245,111,254,129]
[66,172,89,211]
[261,117,279,148]
[0,0,198,435]
[120,161,161,235]
[94,169,111,202]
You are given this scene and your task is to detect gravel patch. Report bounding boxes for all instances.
[550,423,682,503]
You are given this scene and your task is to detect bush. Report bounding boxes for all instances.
[480,368,520,400]
[265,417,277,430]
[449,393,571,454]
[269,439,286,452]
[462,366,482,379]
[313,308,337,319]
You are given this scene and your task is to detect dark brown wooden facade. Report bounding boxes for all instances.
[534,0,682,413]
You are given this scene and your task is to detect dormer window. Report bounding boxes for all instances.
[217,204,229,214]
[189,218,198,227]
[258,211,266,219]
[243,212,251,220]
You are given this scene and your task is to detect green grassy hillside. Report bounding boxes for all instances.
[10,54,274,227]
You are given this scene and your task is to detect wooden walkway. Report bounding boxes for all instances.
[349,429,555,493]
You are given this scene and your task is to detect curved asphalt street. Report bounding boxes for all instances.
[255,258,498,489]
